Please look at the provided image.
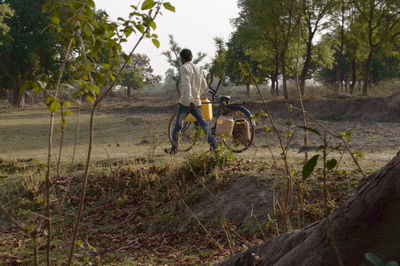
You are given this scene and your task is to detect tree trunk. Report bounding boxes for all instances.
[299,36,313,96]
[215,79,222,95]
[274,55,279,96]
[12,75,26,108]
[217,152,400,265]
[175,76,181,97]
[335,1,345,96]
[13,87,25,108]
[276,79,279,96]
[270,76,276,96]
[246,83,250,98]
[127,86,131,101]
[344,74,349,93]
[0,90,7,99]
[362,51,373,96]
[349,49,357,95]
[336,62,342,95]
[280,52,288,100]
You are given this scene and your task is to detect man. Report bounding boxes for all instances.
[164,48,217,154]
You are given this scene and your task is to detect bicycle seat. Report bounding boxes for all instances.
[217,95,231,102]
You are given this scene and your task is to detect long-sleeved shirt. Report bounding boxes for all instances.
[178,61,207,107]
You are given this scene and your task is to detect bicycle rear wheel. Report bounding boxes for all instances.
[167,113,200,152]
[220,106,255,153]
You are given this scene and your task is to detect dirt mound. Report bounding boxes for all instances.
[175,175,274,231]
[243,95,400,122]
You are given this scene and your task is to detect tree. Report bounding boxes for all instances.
[119,53,161,101]
[353,0,400,96]
[206,37,228,97]
[232,0,299,99]
[120,68,144,100]
[228,3,278,97]
[0,0,59,107]
[299,0,336,95]
[0,3,14,45]
[162,34,206,96]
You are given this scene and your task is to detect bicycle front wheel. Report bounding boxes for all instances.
[167,113,200,152]
[220,106,255,153]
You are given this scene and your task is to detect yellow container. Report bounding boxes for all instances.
[215,115,234,137]
[184,98,213,122]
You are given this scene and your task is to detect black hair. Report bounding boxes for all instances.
[180,49,193,62]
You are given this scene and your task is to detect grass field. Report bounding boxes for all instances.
[1,93,399,264]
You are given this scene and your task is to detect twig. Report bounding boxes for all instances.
[295,0,309,163]
[245,62,292,232]
[56,102,65,176]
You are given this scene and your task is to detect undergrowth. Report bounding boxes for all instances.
[0,151,363,265]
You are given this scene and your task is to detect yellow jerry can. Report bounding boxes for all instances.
[184,98,213,122]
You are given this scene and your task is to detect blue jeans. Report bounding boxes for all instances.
[171,104,217,151]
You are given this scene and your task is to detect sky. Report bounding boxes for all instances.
[94,0,240,79]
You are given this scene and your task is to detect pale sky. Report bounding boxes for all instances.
[94,0,239,79]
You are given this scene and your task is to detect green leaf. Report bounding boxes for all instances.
[385,262,399,266]
[148,20,156,30]
[365,253,384,266]
[252,110,268,120]
[24,224,36,233]
[64,101,71,107]
[284,130,292,137]
[152,38,160,48]
[63,110,73,116]
[163,2,175,12]
[87,84,100,95]
[339,130,353,141]
[262,126,270,132]
[297,126,321,136]
[110,72,116,82]
[49,16,60,25]
[125,26,134,37]
[85,94,95,103]
[354,150,365,159]
[77,240,85,248]
[302,154,319,181]
[45,96,60,113]
[326,159,337,171]
[135,24,145,33]
[141,0,156,10]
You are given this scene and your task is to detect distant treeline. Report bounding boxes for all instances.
[225,0,400,98]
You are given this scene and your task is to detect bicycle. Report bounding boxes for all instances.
[167,88,255,153]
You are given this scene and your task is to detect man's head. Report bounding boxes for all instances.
[180,49,193,64]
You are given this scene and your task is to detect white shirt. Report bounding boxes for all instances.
[178,61,207,107]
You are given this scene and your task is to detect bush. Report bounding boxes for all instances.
[185,146,235,177]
